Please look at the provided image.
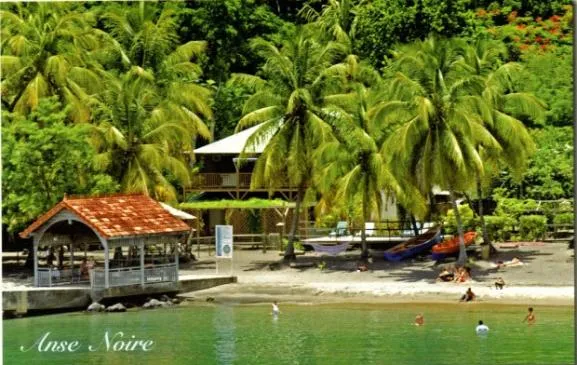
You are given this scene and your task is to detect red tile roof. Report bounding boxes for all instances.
[20,194,190,239]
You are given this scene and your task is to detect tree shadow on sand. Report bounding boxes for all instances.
[234,248,556,284]
[375,249,553,283]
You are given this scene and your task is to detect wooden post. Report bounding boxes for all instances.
[262,209,268,253]
[139,239,145,288]
[235,163,240,199]
[175,240,179,283]
[196,210,201,258]
[70,243,75,283]
[33,237,38,287]
[304,208,309,240]
[104,244,109,289]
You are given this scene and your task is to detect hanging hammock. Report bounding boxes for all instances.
[308,242,351,256]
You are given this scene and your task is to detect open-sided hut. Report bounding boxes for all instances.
[20,194,190,289]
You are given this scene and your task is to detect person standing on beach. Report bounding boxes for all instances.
[523,307,536,325]
[414,313,424,326]
[476,320,489,334]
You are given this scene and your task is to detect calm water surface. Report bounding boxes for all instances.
[3,303,574,365]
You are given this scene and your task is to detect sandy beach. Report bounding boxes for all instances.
[178,242,575,306]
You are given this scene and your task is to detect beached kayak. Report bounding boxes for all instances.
[431,231,477,260]
[383,228,442,261]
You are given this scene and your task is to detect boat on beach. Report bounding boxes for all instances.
[383,228,442,261]
[431,231,477,261]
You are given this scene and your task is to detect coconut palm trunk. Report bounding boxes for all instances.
[286,184,305,261]
[476,178,491,246]
[360,186,369,259]
[410,215,420,236]
[449,189,467,265]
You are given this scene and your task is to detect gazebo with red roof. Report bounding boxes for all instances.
[20,194,191,289]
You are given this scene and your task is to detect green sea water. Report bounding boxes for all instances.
[3,303,574,365]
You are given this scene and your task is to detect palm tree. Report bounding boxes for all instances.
[0,2,103,122]
[383,37,502,265]
[460,39,545,249]
[299,0,358,52]
[90,66,209,202]
[90,2,212,201]
[314,55,426,258]
[232,28,344,260]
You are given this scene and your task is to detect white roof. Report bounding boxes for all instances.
[160,202,196,220]
[194,123,271,154]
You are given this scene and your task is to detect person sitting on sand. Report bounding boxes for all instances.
[437,268,454,282]
[452,267,463,282]
[460,287,476,302]
[414,313,424,326]
[454,267,471,283]
[494,277,505,290]
[522,307,536,325]
[459,267,472,282]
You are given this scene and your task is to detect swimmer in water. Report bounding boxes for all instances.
[414,313,424,326]
[272,301,280,316]
[523,307,536,325]
[476,320,489,334]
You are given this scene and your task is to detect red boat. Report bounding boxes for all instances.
[431,231,477,260]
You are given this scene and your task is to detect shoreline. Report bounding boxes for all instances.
[179,281,575,307]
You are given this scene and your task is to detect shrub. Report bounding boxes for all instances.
[281,239,304,251]
[553,212,574,225]
[484,215,517,242]
[443,204,477,235]
[519,215,548,240]
[494,198,539,220]
[316,214,339,229]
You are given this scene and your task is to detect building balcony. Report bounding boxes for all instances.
[186,173,298,194]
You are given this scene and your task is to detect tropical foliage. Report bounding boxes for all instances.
[0,2,102,122]
[2,98,118,232]
[89,2,212,202]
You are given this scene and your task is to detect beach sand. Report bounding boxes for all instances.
[178,243,574,306]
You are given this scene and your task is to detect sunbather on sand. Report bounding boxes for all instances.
[437,269,454,282]
[494,257,524,269]
[454,267,471,283]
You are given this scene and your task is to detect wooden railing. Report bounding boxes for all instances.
[188,173,296,191]
[90,264,178,289]
[37,267,89,287]
[190,233,281,255]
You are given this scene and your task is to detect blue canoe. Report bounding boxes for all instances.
[384,228,442,262]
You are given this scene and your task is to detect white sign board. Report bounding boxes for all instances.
[215,225,233,258]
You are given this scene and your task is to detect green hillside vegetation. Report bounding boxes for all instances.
[2,1,573,259]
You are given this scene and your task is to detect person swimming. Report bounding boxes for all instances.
[272,301,280,317]
[476,320,489,334]
[414,313,424,326]
[523,307,536,325]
